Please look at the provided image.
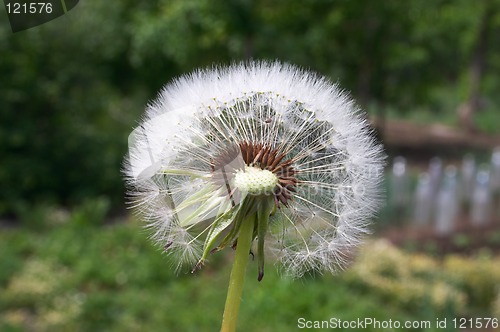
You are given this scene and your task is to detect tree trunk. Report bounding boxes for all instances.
[457,2,493,133]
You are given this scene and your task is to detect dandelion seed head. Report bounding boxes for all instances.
[124,61,385,277]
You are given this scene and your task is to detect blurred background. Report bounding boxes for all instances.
[1,1,500,331]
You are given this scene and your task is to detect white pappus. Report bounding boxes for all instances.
[124,61,385,279]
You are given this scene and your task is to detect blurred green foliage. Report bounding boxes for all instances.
[0,222,498,331]
[1,0,500,217]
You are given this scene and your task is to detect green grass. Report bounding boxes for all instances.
[0,220,498,331]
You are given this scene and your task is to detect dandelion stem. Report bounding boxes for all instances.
[220,212,255,332]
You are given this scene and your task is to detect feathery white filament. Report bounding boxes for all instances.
[124,61,385,277]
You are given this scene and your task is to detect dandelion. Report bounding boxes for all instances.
[124,61,384,331]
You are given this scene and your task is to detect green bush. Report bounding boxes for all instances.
[1,223,499,331]
[345,240,466,314]
[69,197,110,227]
[444,254,500,314]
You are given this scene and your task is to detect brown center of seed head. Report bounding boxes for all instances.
[238,141,297,208]
[210,141,298,208]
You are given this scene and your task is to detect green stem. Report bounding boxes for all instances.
[220,212,255,332]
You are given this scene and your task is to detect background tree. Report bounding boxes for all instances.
[1,0,499,218]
